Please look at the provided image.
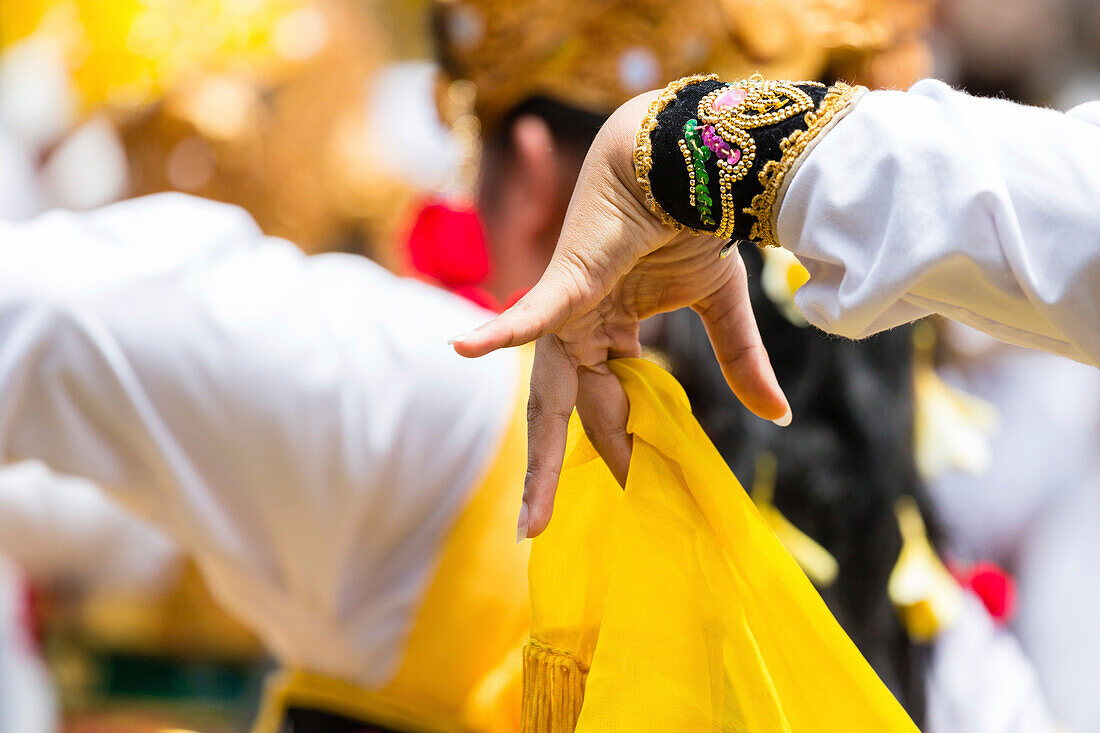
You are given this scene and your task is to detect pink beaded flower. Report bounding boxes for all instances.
[712,86,747,110]
[700,124,741,165]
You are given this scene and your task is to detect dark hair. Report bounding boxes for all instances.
[650,245,934,724]
[477,95,606,213]
[488,95,607,158]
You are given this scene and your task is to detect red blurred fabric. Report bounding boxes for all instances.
[407,201,491,289]
[951,561,1017,625]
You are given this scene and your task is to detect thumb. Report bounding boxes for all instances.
[450,257,594,358]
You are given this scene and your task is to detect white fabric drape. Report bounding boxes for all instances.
[0,194,519,686]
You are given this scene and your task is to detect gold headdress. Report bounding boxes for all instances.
[432,0,937,132]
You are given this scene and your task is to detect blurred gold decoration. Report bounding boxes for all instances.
[116,0,411,261]
[751,451,840,587]
[39,564,261,732]
[887,496,963,642]
[432,0,938,132]
[760,245,811,326]
[435,77,481,200]
[913,364,1000,481]
[79,562,262,659]
[1,0,306,111]
[912,320,1000,481]
[2,0,416,260]
[825,0,937,90]
[0,0,50,51]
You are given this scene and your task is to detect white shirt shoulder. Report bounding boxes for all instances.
[0,194,521,683]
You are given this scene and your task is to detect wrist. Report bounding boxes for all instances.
[634,74,865,248]
[596,90,687,249]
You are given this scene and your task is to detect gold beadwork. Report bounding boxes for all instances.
[698,78,816,130]
[716,160,735,236]
[636,75,862,243]
[709,125,756,187]
[678,139,696,206]
[744,81,863,248]
[708,123,757,237]
[679,76,816,237]
[634,74,718,232]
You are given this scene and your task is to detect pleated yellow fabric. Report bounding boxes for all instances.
[523,358,919,733]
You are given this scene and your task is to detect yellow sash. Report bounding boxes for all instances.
[252,349,532,733]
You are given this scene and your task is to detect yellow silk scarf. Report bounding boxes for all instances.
[523,358,919,732]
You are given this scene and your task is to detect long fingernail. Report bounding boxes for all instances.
[447,330,476,346]
[772,406,792,427]
[516,501,529,543]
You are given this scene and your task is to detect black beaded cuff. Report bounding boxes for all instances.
[634,74,864,248]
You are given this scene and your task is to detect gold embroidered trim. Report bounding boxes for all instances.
[744,81,864,248]
[633,74,717,232]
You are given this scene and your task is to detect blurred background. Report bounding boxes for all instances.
[0,0,1099,731]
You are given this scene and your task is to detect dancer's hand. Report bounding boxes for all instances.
[451,91,790,539]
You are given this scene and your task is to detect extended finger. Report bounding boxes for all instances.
[694,255,791,424]
[576,365,632,487]
[450,257,594,359]
[520,336,579,540]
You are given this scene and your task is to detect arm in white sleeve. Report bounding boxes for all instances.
[778,79,1100,365]
[0,461,180,592]
[0,194,520,678]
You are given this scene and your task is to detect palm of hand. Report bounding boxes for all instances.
[556,231,740,368]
